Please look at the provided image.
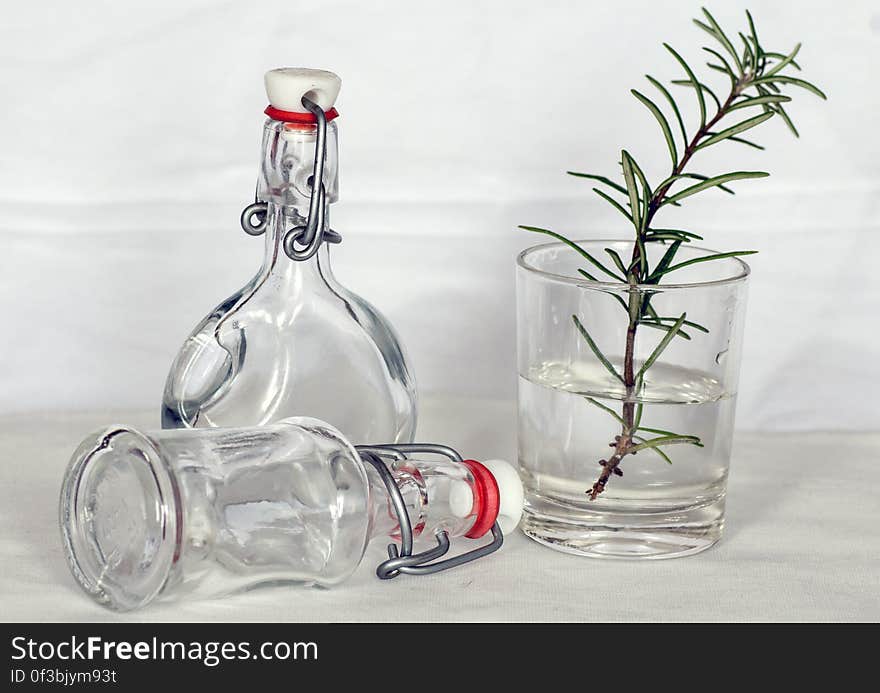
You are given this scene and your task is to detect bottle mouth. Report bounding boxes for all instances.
[59,426,179,611]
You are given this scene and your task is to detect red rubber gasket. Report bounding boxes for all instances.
[462,460,500,539]
[264,105,339,124]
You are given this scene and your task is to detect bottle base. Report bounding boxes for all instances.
[521,491,725,560]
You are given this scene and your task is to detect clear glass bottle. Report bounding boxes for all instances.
[162,68,417,443]
[59,417,522,611]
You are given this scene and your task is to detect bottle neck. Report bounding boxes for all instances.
[365,457,482,543]
[257,117,339,218]
[366,463,426,540]
[259,202,335,284]
[256,117,340,284]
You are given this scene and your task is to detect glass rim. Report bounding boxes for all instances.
[517,238,751,290]
[59,425,178,610]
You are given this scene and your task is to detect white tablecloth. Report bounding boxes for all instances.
[2,398,877,622]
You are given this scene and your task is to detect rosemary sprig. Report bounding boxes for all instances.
[519,7,825,499]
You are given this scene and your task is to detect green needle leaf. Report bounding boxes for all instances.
[605,289,630,313]
[605,248,628,276]
[699,7,744,73]
[664,171,769,205]
[644,233,693,243]
[664,43,706,127]
[764,50,802,71]
[634,436,674,464]
[688,173,735,194]
[635,313,687,382]
[628,434,703,454]
[566,172,628,196]
[649,315,710,333]
[650,240,683,283]
[640,292,661,322]
[645,75,687,145]
[696,111,775,149]
[592,187,634,223]
[726,135,766,150]
[572,315,625,383]
[671,79,721,112]
[638,426,702,441]
[519,226,626,281]
[584,396,624,424]
[772,101,800,137]
[702,47,736,86]
[658,173,736,195]
[578,276,631,314]
[746,10,763,62]
[692,18,715,35]
[626,156,652,268]
[620,151,642,233]
[646,229,704,241]
[763,42,802,77]
[739,31,756,69]
[639,320,692,341]
[728,94,792,112]
[752,75,827,99]
[651,250,758,279]
[631,89,678,167]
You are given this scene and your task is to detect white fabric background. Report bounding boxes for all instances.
[1,0,879,430]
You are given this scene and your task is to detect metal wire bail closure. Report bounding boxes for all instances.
[356,444,505,580]
[282,96,329,261]
[240,200,268,236]
[240,95,342,258]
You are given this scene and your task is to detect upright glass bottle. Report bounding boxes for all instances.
[162,68,417,443]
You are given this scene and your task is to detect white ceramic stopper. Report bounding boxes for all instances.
[449,459,524,535]
[264,68,341,113]
[481,459,524,534]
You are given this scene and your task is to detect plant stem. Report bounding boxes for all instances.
[588,77,747,500]
[588,306,638,499]
[647,90,738,228]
